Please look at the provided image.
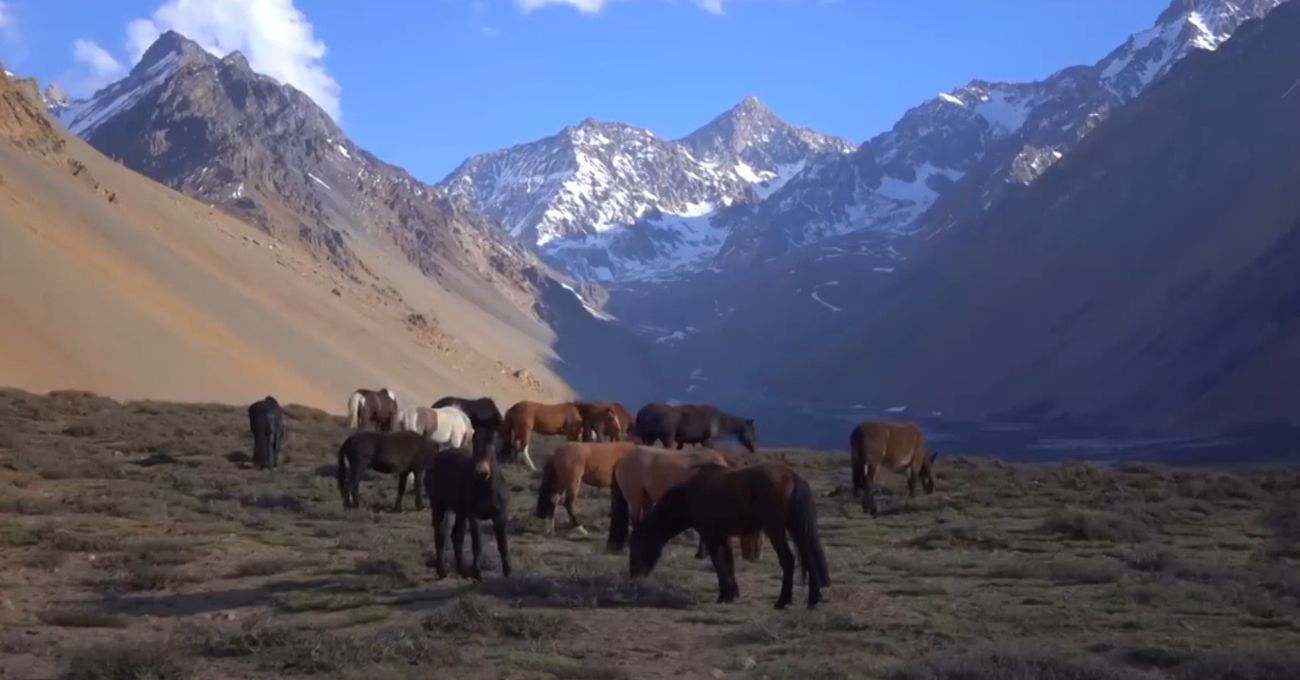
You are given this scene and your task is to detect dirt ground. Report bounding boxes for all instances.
[1,389,1297,680]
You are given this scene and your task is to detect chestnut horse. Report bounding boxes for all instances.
[502,401,582,471]
[536,441,635,534]
[606,446,761,561]
[347,388,399,432]
[574,401,633,442]
[629,462,829,609]
[850,420,936,516]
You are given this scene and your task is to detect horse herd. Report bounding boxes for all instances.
[244,388,939,609]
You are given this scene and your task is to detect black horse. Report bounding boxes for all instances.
[635,403,757,453]
[336,431,439,512]
[424,444,511,581]
[247,396,285,470]
[433,396,503,455]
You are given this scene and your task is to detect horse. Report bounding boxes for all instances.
[606,446,762,561]
[849,421,936,516]
[425,444,511,581]
[336,431,438,512]
[247,396,285,470]
[433,396,503,431]
[573,401,632,442]
[628,462,830,609]
[347,388,400,432]
[536,441,635,534]
[635,403,757,453]
[501,401,583,471]
[398,406,474,450]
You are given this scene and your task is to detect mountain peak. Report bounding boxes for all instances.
[733,94,768,113]
[135,30,211,75]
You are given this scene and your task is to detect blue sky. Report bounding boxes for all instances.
[2,0,1171,182]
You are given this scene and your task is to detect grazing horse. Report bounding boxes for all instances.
[536,441,635,534]
[850,421,936,516]
[635,403,757,453]
[347,388,399,432]
[501,401,583,471]
[425,444,511,581]
[433,396,503,431]
[629,462,830,609]
[606,446,762,561]
[247,396,285,470]
[573,401,632,442]
[398,406,474,450]
[336,431,437,512]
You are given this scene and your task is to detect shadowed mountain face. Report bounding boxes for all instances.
[777,1,1300,434]
[55,31,542,302]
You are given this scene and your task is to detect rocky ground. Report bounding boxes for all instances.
[0,389,1297,680]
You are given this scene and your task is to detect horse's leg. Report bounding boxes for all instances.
[451,513,468,578]
[907,468,918,498]
[394,471,408,513]
[520,430,537,471]
[564,484,586,535]
[349,466,362,510]
[720,540,739,602]
[766,525,796,610]
[704,534,732,604]
[432,506,449,579]
[413,468,425,511]
[467,518,483,581]
[864,463,880,517]
[493,514,512,578]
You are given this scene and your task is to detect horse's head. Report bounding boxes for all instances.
[628,525,665,578]
[737,418,757,454]
[473,439,495,479]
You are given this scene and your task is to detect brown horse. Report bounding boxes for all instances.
[629,462,830,609]
[635,403,756,453]
[850,421,936,516]
[574,401,633,442]
[606,446,761,561]
[536,441,635,534]
[336,431,438,512]
[502,401,583,471]
[347,388,399,432]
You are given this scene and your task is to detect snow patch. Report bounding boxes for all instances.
[336,144,352,160]
[307,173,332,191]
[885,405,908,413]
[937,92,965,106]
[810,290,841,313]
[558,282,616,321]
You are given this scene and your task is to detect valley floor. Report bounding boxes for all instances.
[0,389,1297,679]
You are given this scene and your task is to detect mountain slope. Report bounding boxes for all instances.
[781,0,1300,432]
[721,0,1285,266]
[55,31,542,306]
[439,97,851,281]
[0,68,572,408]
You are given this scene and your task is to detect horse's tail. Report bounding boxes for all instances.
[336,440,350,504]
[849,428,865,495]
[788,476,830,589]
[535,457,559,519]
[607,473,630,553]
[347,392,363,429]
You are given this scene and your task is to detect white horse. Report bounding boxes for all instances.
[397,405,473,449]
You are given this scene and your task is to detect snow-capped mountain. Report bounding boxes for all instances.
[439,97,852,281]
[722,0,1285,265]
[51,31,545,300]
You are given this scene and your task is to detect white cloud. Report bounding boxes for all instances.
[124,0,341,121]
[694,0,725,14]
[480,25,502,39]
[517,0,609,13]
[67,39,126,96]
[0,2,14,36]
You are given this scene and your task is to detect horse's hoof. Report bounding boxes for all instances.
[575,526,589,536]
[774,601,790,610]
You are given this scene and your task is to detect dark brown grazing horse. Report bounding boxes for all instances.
[336,431,438,512]
[629,462,830,609]
[433,396,503,455]
[850,421,936,516]
[347,388,399,432]
[635,403,757,453]
[425,443,511,580]
[501,401,583,471]
[247,396,285,470]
